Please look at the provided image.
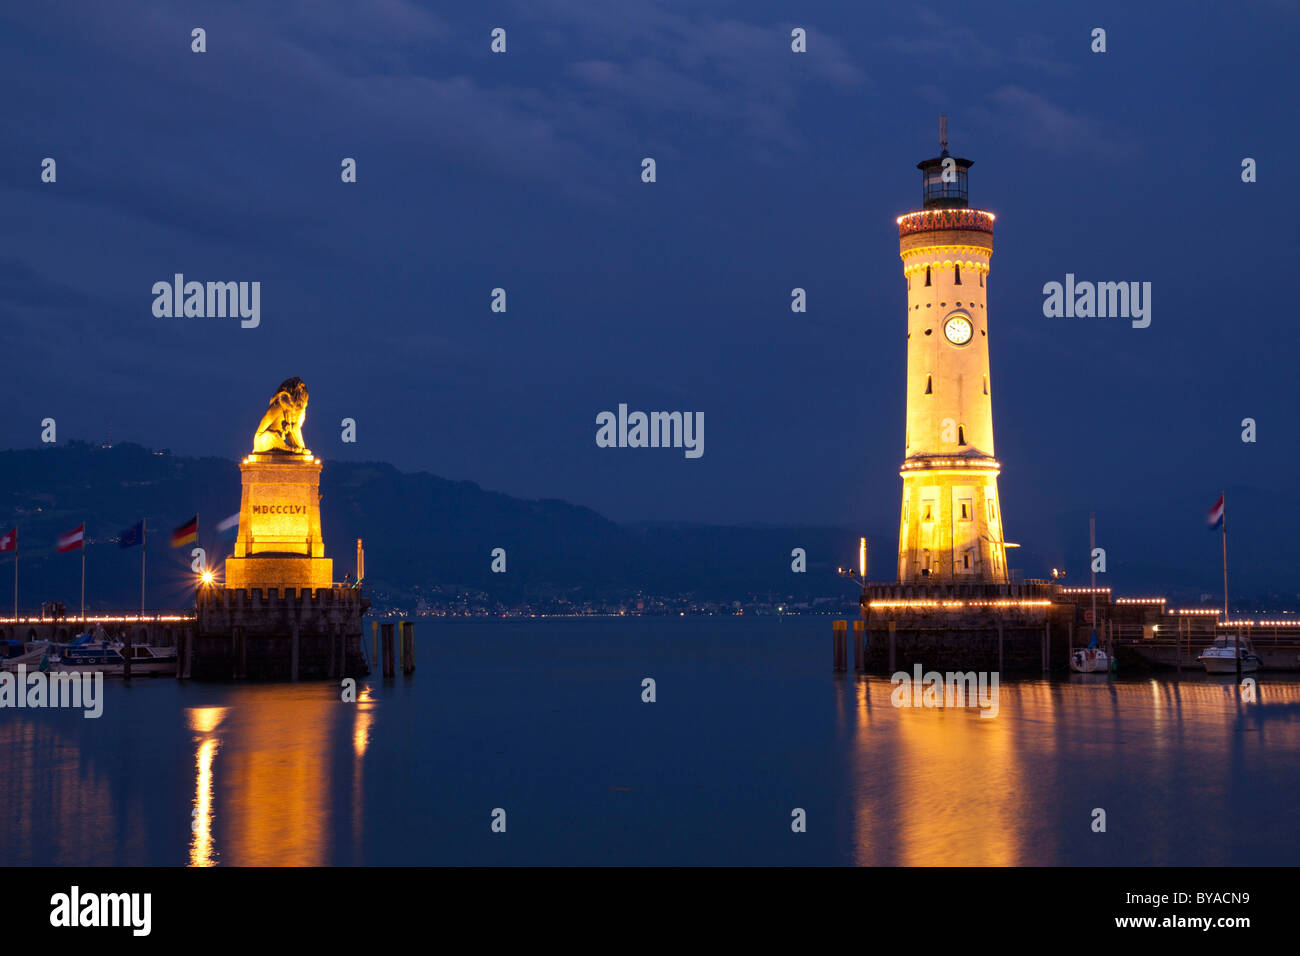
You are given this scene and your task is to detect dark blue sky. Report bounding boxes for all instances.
[2,1,1297,584]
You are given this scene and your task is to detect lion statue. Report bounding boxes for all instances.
[252,377,310,454]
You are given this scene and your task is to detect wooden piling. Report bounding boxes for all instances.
[381,622,395,678]
[888,621,896,673]
[1176,617,1182,675]
[853,620,865,673]
[401,621,415,674]
[371,620,378,671]
[832,620,847,672]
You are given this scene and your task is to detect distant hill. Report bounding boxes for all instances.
[0,443,870,612]
[0,443,1292,614]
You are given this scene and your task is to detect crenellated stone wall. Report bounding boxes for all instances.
[191,586,369,680]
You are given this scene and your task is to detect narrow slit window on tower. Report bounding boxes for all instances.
[925,375,932,395]
[954,264,962,285]
[983,375,988,396]
[979,272,984,288]
[963,553,971,569]
[960,502,969,520]
[958,426,966,445]
[924,266,931,287]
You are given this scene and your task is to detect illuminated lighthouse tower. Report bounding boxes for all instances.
[896,120,1007,583]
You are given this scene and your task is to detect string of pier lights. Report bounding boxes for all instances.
[867,599,1052,609]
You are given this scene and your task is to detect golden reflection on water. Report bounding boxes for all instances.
[186,688,346,867]
[188,707,226,867]
[351,685,375,862]
[850,676,1300,867]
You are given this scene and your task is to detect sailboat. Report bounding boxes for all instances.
[1070,514,1114,674]
[1070,627,1110,673]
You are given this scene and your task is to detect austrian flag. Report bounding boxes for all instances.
[57,524,85,553]
[0,528,14,553]
[1207,494,1225,530]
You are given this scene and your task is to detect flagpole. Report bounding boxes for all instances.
[12,539,17,624]
[80,534,86,624]
[141,518,147,619]
[1221,491,1229,623]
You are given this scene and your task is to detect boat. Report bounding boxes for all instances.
[1198,633,1261,675]
[1070,646,1110,673]
[1070,625,1112,673]
[51,633,178,676]
[0,640,55,673]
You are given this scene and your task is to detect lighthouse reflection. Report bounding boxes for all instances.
[849,677,1300,867]
[186,687,357,867]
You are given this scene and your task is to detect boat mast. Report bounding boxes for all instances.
[1089,513,1097,649]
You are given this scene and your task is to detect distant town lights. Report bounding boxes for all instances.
[869,599,1051,610]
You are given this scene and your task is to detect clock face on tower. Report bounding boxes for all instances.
[943,313,973,345]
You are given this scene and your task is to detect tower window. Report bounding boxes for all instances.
[983,375,988,395]
[963,553,970,569]
[925,375,932,395]
[907,276,911,291]
[958,426,966,445]
[954,265,962,285]
[922,504,933,522]
[979,273,984,288]
[924,266,931,287]
[960,502,969,520]
[988,500,997,520]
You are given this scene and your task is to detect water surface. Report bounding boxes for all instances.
[2,617,1296,865]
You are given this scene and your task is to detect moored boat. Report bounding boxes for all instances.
[1198,634,1261,674]
[51,633,177,676]
[1069,646,1110,673]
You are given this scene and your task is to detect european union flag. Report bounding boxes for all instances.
[119,520,144,548]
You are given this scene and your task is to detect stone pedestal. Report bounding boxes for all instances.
[224,452,333,590]
[194,587,369,680]
[861,580,1071,673]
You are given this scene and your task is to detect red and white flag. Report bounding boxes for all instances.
[0,527,14,553]
[57,524,85,553]
[1207,494,1225,530]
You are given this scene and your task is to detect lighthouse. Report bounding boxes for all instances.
[895,119,1007,583]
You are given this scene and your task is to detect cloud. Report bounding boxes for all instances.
[983,85,1138,159]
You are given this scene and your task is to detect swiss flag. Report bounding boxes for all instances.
[57,524,85,553]
[0,528,14,553]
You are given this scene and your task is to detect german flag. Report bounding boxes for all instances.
[171,515,198,548]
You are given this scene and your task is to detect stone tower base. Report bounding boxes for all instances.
[191,586,369,681]
[862,581,1074,674]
